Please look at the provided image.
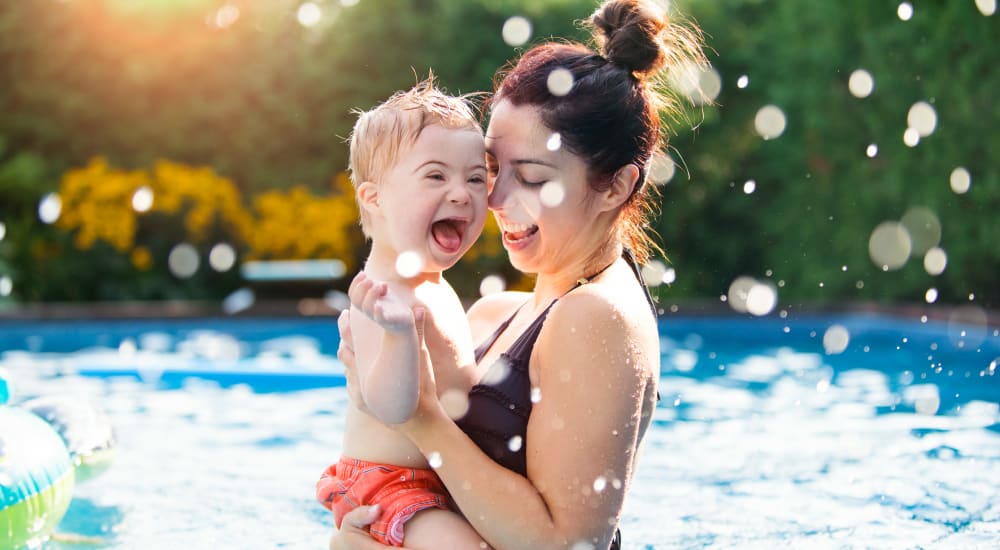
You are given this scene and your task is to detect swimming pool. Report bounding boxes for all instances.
[1,312,998,549]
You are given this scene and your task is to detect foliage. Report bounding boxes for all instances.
[0,0,996,307]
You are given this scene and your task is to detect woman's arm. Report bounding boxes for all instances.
[401,290,655,550]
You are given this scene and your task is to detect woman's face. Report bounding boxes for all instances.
[485,100,602,275]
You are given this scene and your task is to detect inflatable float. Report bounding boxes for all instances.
[0,371,116,550]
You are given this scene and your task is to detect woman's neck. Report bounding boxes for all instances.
[530,240,623,308]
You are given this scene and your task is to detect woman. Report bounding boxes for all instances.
[332,0,706,548]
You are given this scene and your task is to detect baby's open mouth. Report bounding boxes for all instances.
[432,218,468,252]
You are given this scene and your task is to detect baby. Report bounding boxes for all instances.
[316,78,489,549]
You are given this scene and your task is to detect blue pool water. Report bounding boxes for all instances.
[1,312,998,549]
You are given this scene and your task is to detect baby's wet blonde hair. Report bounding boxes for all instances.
[348,75,482,237]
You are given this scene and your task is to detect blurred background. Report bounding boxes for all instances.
[0,0,996,314]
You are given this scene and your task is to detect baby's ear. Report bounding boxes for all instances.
[356,181,380,214]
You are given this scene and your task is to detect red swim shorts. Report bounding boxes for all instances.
[316,457,449,546]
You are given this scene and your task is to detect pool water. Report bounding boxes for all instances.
[1,313,998,549]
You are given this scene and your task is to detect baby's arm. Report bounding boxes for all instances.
[347,271,421,425]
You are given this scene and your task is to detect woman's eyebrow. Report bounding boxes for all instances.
[512,158,557,168]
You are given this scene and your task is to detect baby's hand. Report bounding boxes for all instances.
[348,271,415,332]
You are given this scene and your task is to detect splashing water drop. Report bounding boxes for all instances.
[923,247,947,276]
[209,243,237,272]
[132,185,154,212]
[297,2,321,27]
[868,222,911,270]
[745,282,777,316]
[0,276,11,297]
[546,68,574,97]
[989,359,997,375]
[641,260,667,287]
[539,181,566,207]
[428,452,443,468]
[38,193,62,224]
[395,251,425,278]
[593,476,607,493]
[737,75,749,88]
[900,207,941,255]
[0,221,5,241]
[479,274,505,297]
[743,180,756,194]
[546,133,561,151]
[848,69,875,98]
[823,325,850,354]
[866,144,878,157]
[903,127,920,147]
[168,243,200,278]
[222,288,255,315]
[502,16,531,47]
[754,105,787,139]
[976,0,997,16]
[663,268,677,285]
[481,357,512,385]
[897,2,914,21]
[925,288,939,303]
[949,167,971,194]
[649,153,676,185]
[530,387,542,403]
[907,101,938,137]
[507,435,522,452]
[441,389,471,420]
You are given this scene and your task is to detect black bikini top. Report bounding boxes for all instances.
[455,248,658,476]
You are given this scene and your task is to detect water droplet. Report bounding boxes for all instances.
[530,387,542,403]
[0,221,5,241]
[502,16,532,47]
[754,105,787,139]
[907,101,937,137]
[428,452,443,468]
[923,247,947,276]
[132,185,154,212]
[441,389,471,420]
[866,144,878,157]
[507,435,523,452]
[209,242,237,272]
[38,193,62,224]
[949,167,971,194]
[297,2,321,27]
[900,206,941,255]
[546,133,561,151]
[593,476,607,493]
[539,181,566,207]
[868,221,911,270]
[479,274,506,297]
[168,243,200,278]
[737,75,749,88]
[546,68,574,97]
[0,275,10,297]
[897,2,914,21]
[823,325,850,354]
[743,180,756,194]
[745,282,777,316]
[662,268,676,285]
[925,288,939,303]
[975,0,997,16]
[395,251,425,278]
[481,357,512,386]
[222,287,255,315]
[848,69,875,98]
[648,153,676,185]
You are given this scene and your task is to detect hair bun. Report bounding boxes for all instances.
[590,0,668,76]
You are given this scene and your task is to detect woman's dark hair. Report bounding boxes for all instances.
[491,0,706,264]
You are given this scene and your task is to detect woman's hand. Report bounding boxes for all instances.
[329,506,395,550]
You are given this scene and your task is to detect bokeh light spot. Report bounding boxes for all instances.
[546,68,574,97]
[923,247,947,276]
[0,276,11,297]
[868,222,912,270]
[949,167,971,194]
[976,0,997,15]
[546,133,561,151]
[662,268,677,285]
[866,144,878,158]
[743,180,756,194]
[903,127,920,147]
[737,75,749,89]
[907,101,938,137]
[168,243,200,278]
[539,181,566,207]
[848,69,875,98]
[395,251,425,278]
[441,389,470,420]
[745,282,777,316]
[38,193,62,224]
[428,451,443,469]
[641,260,667,287]
[925,288,939,303]
[507,435,522,452]
[209,243,237,272]
[502,16,532,47]
[0,221,6,241]
[897,2,914,21]
[297,2,321,27]
[900,206,941,255]
[214,4,240,29]
[649,153,676,185]
[222,288,255,315]
[823,325,850,354]
[479,274,505,297]
[754,105,787,140]
[132,185,154,212]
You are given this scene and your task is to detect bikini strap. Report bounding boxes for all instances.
[621,247,659,317]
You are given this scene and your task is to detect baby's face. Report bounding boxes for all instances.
[376,124,488,272]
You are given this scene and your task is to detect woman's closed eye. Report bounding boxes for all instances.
[517,174,547,187]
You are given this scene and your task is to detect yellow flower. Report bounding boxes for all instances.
[130,246,153,271]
